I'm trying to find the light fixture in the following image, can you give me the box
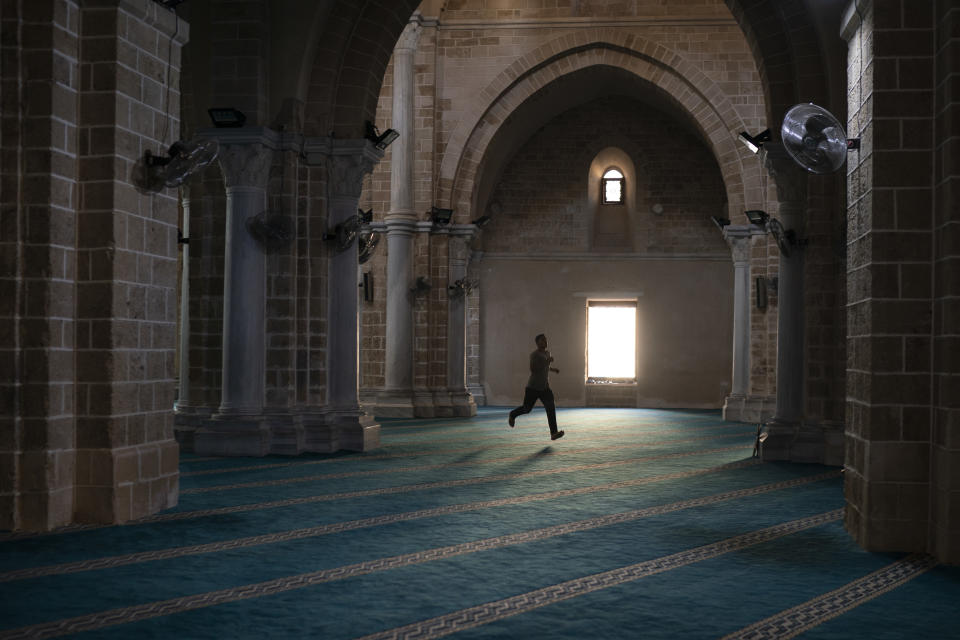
[430,207,453,225]
[711,216,730,230]
[358,208,373,224]
[471,215,491,228]
[207,107,246,128]
[738,129,770,154]
[745,210,769,226]
[366,121,399,150]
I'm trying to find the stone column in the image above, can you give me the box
[172,182,206,448]
[758,144,842,463]
[196,139,273,456]
[176,186,193,411]
[447,229,478,416]
[721,225,760,421]
[377,17,422,417]
[320,141,382,450]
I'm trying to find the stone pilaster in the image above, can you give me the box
[447,230,478,416]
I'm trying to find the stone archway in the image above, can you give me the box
[436,32,768,224]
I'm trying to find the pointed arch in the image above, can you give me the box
[435,31,768,225]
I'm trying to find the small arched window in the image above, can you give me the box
[601,168,624,204]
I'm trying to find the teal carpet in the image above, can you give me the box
[1,408,958,639]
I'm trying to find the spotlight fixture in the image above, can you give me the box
[207,107,246,128]
[430,206,453,225]
[711,216,730,230]
[365,121,399,150]
[745,210,769,226]
[471,215,491,228]
[358,208,373,224]
[738,129,771,154]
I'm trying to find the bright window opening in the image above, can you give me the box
[587,301,636,383]
[602,168,624,204]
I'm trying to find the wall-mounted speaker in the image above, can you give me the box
[755,276,767,310]
[361,272,373,302]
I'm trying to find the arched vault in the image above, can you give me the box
[435,32,769,223]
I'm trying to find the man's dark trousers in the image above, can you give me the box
[509,387,558,434]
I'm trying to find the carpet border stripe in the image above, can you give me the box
[0,509,842,640]
[719,552,939,639]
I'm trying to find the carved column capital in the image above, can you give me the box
[327,140,381,200]
[217,143,273,190]
[761,143,807,204]
[396,16,423,51]
[722,224,764,264]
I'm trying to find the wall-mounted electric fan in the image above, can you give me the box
[143,138,219,189]
[248,211,294,251]
[448,278,477,299]
[781,103,857,174]
[324,215,360,253]
[767,218,795,258]
[358,229,380,264]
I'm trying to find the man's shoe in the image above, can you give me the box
[508,415,515,427]
[551,430,565,440]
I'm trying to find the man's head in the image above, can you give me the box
[535,334,547,350]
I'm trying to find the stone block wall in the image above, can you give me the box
[932,1,960,564]
[485,97,728,256]
[74,0,183,524]
[843,0,946,556]
[1,0,81,531]
[1,0,184,530]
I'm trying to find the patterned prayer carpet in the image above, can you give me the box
[1,408,958,639]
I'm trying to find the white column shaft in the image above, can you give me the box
[327,196,362,410]
[176,192,192,408]
[732,258,751,396]
[219,186,266,414]
[390,46,416,216]
[385,223,415,390]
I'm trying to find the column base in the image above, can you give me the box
[414,389,437,417]
[723,394,776,423]
[449,389,477,417]
[173,405,213,453]
[369,389,417,418]
[309,410,380,452]
[467,384,487,407]
[195,413,272,457]
[193,409,381,457]
[759,418,844,466]
[367,388,475,419]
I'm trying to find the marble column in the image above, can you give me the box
[196,140,273,456]
[175,186,193,413]
[319,141,381,451]
[447,229,478,416]
[377,17,422,417]
[172,182,207,449]
[721,225,761,422]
